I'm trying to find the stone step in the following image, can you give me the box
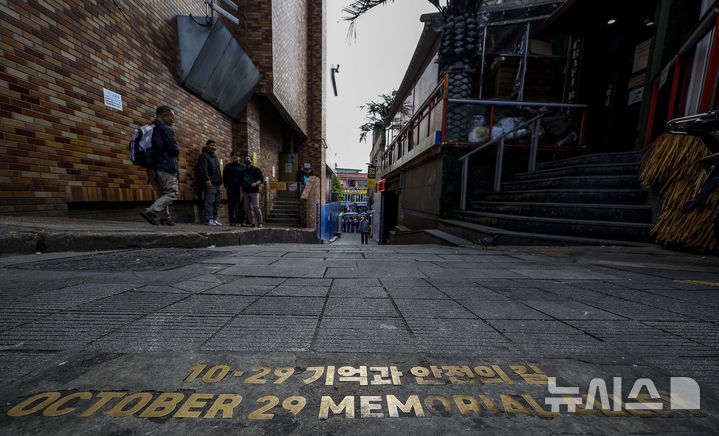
[535,151,641,171]
[438,219,653,247]
[477,189,648,205]
[513,163,639,181]
[453,210,653,242]
[501,175,641,191]
[470,201,652,223]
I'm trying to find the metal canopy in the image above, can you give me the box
[177,16,261,120]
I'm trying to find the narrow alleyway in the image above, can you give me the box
[0,243,718,433]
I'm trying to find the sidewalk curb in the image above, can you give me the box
[1,228,319,256]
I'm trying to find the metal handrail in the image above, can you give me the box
[458,112,548,162]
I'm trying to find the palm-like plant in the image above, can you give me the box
[345,0,482,138]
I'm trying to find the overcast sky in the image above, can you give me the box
[326,0,438,171]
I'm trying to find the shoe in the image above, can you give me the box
[140,210,160,225]
[160,218,176,226]
[207,220,216,226]
[213,219,222,226]
[258,224,263,228]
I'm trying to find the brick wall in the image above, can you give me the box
[1,0,324,219]
[0,0,234,216]
[272,0,308,133]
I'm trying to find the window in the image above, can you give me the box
[358,180,367,188]
[347,179,356,188]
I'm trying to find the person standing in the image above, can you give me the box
[242,155,264,228]
[197,140,223,226]
[223,151,246,226]
[140,105,179,226]
[360,216,370,244]
[296,165,306,197]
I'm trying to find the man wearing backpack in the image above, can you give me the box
[197,139,223,226]
[140,106,179,226]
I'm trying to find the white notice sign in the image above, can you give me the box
[103,88,123,111]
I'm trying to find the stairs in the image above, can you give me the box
[267,190,300,227]
[441,151,655,246]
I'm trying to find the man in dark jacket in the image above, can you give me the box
[242,155,264,227]
[140,105,179,226]
[223,151,246,226]
[197,140,223,225]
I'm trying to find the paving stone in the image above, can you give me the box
[393,299,477,319]
[90,313,231,352]
[643,321,719,348]
[244,297,325,316]
[160,294,257,315]
[133,285,190,294]
[314,318,415,353]
[460,301,551,320]
[0,311,138,350]
[386,287,448,299]
[328,287,387,298]
[282,278,333,286]
[202,315,316,351]
[324,298,399,318]
[489,287,559,301]
[0,352,58,385]
[406,318,515,355]
[171,280,220,293]
[74,291,184,315]
[2,283,136,310]
[435,286,509,300]
[331,278,381,289]
[566,320,716,358]
[270,285,330,297]
[590,297,701,321]
[524,301,625,320]
[0,308,56,332]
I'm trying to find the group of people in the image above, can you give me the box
[138,105,264,228]
[342,214,371,244]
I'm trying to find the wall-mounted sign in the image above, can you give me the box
[103,88,123,111]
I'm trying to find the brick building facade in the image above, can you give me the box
[0,0,325,221]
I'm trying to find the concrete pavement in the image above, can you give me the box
[1,231,719,434]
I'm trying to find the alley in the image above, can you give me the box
[1,243,718,434]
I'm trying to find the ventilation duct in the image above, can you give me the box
[177,16,261,120]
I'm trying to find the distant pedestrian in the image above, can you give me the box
[140,105,179,226]
[242,155,264,228]
[223,151,246,226]
[197,140,223,226]
[296,165,307,197]
[360,216,369,244]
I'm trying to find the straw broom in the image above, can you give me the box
[640,133,718,252]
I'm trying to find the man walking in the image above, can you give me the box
[223,151,246,226]
[140,106,179,226]
[242,155,264,228]
[197,140,223,226]
[360,215,370,244]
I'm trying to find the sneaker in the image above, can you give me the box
[140,210,160,225]
[207,220,216,226]
[258,224,263,228]
[160,218,176,226]
[213,219,222,226]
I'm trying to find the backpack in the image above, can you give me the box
[129,123,156,168]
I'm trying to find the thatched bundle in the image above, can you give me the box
[640,133,718,252]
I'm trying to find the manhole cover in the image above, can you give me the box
[11,249,227,272]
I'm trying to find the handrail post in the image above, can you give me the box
[460,158,468,210]
[494,137,505,192]
[528,119,540,173]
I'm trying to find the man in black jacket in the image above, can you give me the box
[140,105,179,226]
[197,140,223,226]
[223,151,246,226]
[242,155,264,228]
